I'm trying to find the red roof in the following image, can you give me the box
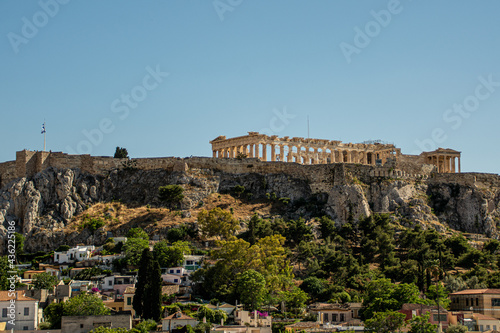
[164,312,196,320]
[0,291,37,302]
[450,289,500,295]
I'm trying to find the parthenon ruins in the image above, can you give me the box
[210,132,461,173]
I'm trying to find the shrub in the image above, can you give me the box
[83,218,105,232]
[159,185,185,204]
[279,197,290,205]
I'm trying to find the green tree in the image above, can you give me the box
[0,256,12,290]
[235,269,267,310]
[319,216,336,240]
[279,287,309,315]
[408,313,437,333]
[192,235,292,303]
[446,324,468,333]
[195,305,227,324]
[133,249,162,321]
[123,237,150,266]
[44,302,64,328]
[114,147,129,158]
[300,276,327,301]
[32,272,58,290]
[127,228,149,240]
[364,310,406,333]
[197,208,240,240]
[158,185,185,206]
[131,319,158,333]
[361,279,420,320]
[14,232,25,261]
[64,293,111,316]
[153,240,191,268]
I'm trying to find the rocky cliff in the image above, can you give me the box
[0,161,499,253]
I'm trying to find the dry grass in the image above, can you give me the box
[65,193,275,235]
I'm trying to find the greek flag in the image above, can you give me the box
[41,123,46,134]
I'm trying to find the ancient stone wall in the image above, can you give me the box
[0,161,16,188]
[0,150,478,192]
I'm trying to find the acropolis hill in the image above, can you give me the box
[0,132,499,252]
[0,132,462,188]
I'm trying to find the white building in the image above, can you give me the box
[54,245,95,264]
[0,291,40,330]
[183,255,203,272]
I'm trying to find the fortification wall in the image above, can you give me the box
[1,151,491,192]
[430,172,500,187]
[0,161,17,188]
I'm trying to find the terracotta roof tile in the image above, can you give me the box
[0,291,37,302]
[450,289,500,295]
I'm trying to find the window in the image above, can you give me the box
[433,314,447,322]
[476,298,479,306]
[2,308,7,317]
[174,279,178,283]
[323,313,329,322]
[23,326,28,331]
[108,280,112,286]
[480,325,484,332]
[24,307,29,316]
[486,325,490,330]
[493,325,496,330]
[340,314,345,322]
[176,270,181,274]
[332,314,337,322]
[492,299,500,306]
[466,298,469,306]
[80,324,84,328]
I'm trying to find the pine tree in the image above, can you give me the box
[133,249,162,321]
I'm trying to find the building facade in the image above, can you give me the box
[450,289,500,319]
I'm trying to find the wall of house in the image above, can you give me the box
[61,314,131,333]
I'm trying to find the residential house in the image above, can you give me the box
[123,287,136,318]
[183,255,203,272]
[23,270,45,280]
[207,303,236,316]
[54,245,95,264]
[161,273,185,285]
[399,303,448,331]
[39,264,61,278]
[163,267,187,276]
[103,300,126,313]
[61,314,131,333]
[234,310,272,329]
[69,280,93,296]
[450,289,500,319]
[162,312,198,332]
[449,311,500,332]
[0,291,40,330]
[100,275,136,300]
[307,303,360,324]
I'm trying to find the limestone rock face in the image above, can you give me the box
[0,164,499,254]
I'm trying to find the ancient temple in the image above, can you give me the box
[210,132,461,173]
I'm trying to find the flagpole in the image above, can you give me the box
[42,121,46,151]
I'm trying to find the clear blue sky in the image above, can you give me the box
[1,1,499,173]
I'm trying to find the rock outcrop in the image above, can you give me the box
[0,163,499,253]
